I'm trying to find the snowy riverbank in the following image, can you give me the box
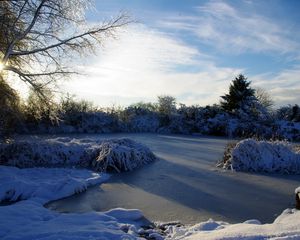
[1,135,300,239]
[0,166,158,239]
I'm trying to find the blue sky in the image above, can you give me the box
[64,0,300,107]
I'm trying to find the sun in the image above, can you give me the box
[0,62,4,71]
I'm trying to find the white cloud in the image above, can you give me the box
[62,25,241,107]
[159,0,299,55]
[62,18,299,108]
[252,67,300,106]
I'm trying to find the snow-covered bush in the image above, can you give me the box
[275,120,300,141]
[276,104,300,122]
[158,113,192,134]
[118,105,160,132]
[91,138,156,172]
[219,138,300,173]
[60,111,119,134]
[0,138,156,172]
[57,97,119,133]
[194,105,224,135]
[129,114,160,132]
[206,113,231,136]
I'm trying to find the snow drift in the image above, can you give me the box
[0,137,157,172]
[220,139,300,173]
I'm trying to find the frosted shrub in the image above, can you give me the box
[220,139,300,174]
[128,114,160,132]
[91,139,156,172]
[0,138,156,172]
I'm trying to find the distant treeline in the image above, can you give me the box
[1,75,300,140]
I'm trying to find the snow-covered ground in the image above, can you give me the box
[222,139,300,173]
[1,134,300,239]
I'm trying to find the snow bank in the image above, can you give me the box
[0,166,109,204]
[0,137,156,172]
[0,166,158,240]
[0,202,144,240]
[220,139,300,173]
[164,209,300,239]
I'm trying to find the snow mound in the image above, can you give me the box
[0,137,156,172]
[221,139,300,173]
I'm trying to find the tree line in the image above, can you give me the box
[1,74,299,141]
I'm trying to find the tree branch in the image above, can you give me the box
[3,0,47,63]
[10,16,129,57]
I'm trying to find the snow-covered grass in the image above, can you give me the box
[219,139,300,173]
[0,137,156,172]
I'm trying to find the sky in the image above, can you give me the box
[63,0,300,108]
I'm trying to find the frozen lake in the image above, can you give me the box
[46,133,300,224]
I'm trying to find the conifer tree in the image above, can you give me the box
[220,74,255,112]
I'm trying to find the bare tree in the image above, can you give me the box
[0,0,130,99]
[255,87,274,110]
[157,95,176,115]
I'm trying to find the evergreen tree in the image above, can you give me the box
[220,74,255,113]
